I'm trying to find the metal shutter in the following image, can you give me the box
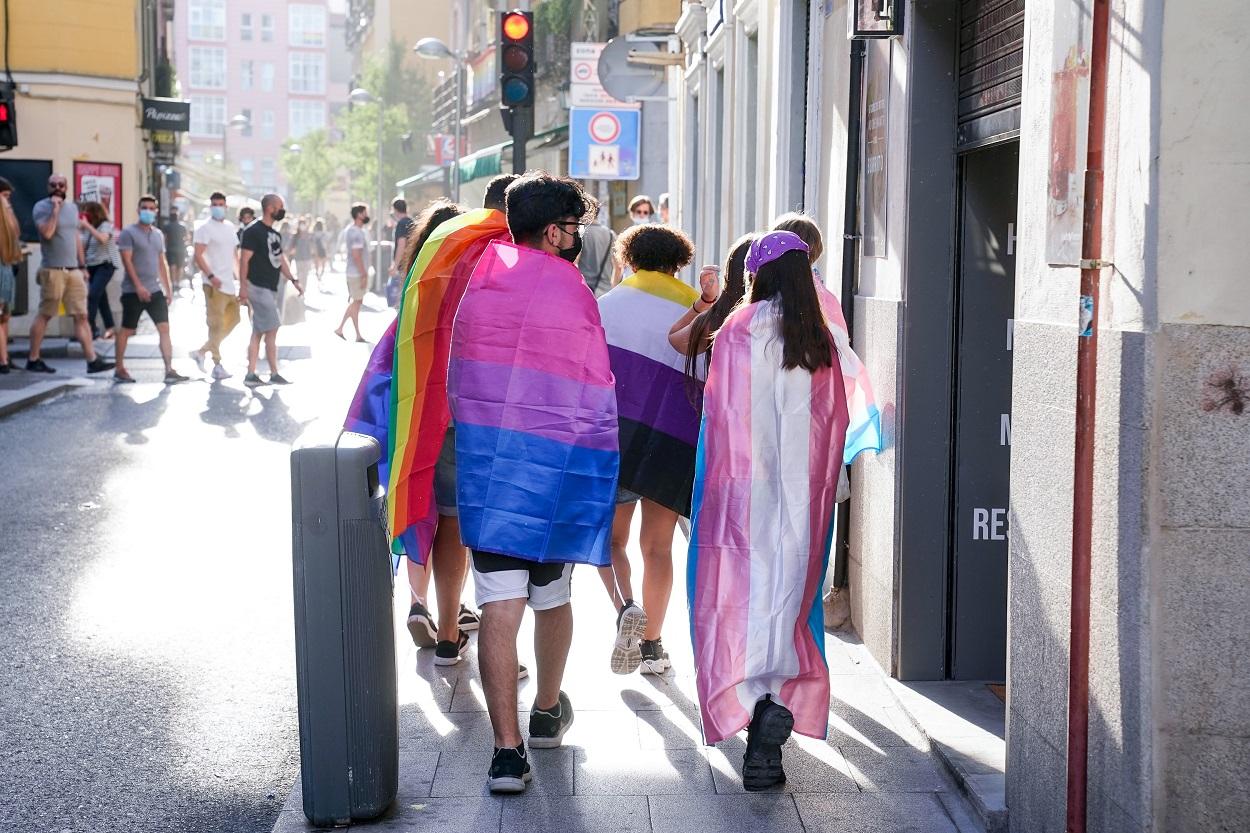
[957,0,1025,149]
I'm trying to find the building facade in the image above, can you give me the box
[0,0,171,336]
[173,0,348,201]
[672,1,1249,831]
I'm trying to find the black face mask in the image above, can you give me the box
[558,230,582,263]
[273,208,286,222]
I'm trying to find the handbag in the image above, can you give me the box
[279,280,306,325]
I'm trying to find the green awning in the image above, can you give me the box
[396,124,569,189]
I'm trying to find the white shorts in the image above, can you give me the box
[470,550,574,610]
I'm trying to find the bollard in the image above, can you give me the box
[290,425,398,826]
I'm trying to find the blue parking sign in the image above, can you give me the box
[569,107,641,181]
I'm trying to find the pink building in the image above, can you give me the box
[173,0,349,200]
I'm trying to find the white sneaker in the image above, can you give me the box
[189,350,207,372]
[211,363,231,380]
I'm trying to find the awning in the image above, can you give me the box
[396,124,569,189]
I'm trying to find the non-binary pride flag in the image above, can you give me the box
[448,241,619,566]
[688,299,850,745]
[386,208,509,563]
[597,270,702,517]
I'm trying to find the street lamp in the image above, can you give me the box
[223,113,251,192]
[350,87,385,287]
[414,37,466,203]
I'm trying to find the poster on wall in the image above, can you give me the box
[73,161,123,227]
[861,39,890,258]
[1044,5,1091,265]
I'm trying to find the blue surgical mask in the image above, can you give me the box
[210,205,226,221]
[139,209,157,225]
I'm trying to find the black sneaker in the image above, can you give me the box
[742,696,793,791]
[406,601,438,649]
[86,357,115,374]
[0,362,10,374]
[268,373,292,385]
[243,372,265,387]
[610,601,647,675]
[458,604,481,632]
[487,744,531,794]
[164,369,189,384]
[528,691,573,749]
[640,639,672,675]
[25,358,55,374]
[434,631,469,666]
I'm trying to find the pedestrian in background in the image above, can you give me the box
[80,201,119,341]
[236,207,256,242]
[26,173,114,375]
[668,234,753,366]
[658,192,670,224]
[163,207,189,294]
[239,193,302,387]
[335,203,370,342]
[190,192,240,380]
[578,220,617,297]
[288,217,315,294]
[387,199,414,308]
[115,195,187,385]
[628,195,655,225]
[312,217,328,286]
[596,223,701,677]
[0,177,21,373]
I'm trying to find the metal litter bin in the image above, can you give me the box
[290,425,398,826]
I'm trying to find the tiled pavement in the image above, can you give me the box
[273,520,986,833]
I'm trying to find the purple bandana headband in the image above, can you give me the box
[745,231,810,273]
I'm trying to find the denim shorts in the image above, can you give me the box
[434,427,458,516]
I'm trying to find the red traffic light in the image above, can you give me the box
[0,103,8,121]
[502,12,530,41]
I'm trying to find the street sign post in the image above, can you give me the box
[569,107,640,181]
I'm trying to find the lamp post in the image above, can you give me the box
[223,113,251,191]
[414,36,466,203]
[350,87,385,287]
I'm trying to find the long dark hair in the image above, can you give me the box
[684,234,753,382]
[747,249,834,371]
[400,199,464,279]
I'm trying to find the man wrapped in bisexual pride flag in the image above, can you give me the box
[688,232,849,792]
[448,238,619,566]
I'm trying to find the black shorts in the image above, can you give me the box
[120,292,169,330]
[470,549,574,610]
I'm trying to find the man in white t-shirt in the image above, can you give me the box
[190,192,241,379]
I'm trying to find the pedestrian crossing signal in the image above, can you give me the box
[498,10,535,109]
[0,84,16,151]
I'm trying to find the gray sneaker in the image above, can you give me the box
[610,602,648,675]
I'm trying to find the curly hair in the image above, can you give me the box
[614,224,695,275]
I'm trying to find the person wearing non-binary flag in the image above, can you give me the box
[595,223,701,677]
[447,172,617,794]
[688,230,850,792]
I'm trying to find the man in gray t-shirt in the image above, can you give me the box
[115,194,185,384]
[24,172,113,375]
[336,203,371,341]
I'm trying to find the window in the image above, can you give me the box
[189,47,226,89]
[240,60,254,91]
[189,95,226,137]
[239,158,254,186]
[262,110,275,139]
[288,53,325,94]
[261,14,274,42]
[260,63,275,92]
[241,13,253,41]
[260,158,277,191]
[289,100,326,138]
[240,107,253,137]
[188,0,225,40]
[288,4,326,47]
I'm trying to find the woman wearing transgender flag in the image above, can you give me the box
[688,230,850,791]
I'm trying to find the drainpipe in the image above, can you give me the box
[832,39,866,588]
[1066,0,1112,831]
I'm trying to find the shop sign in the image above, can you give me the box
[141,97,191,132]
[73,161,123,225]
[149,130,178,165]
[861,40,890,258]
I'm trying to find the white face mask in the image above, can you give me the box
[631,214,651,226]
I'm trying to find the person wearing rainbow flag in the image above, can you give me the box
[447,173,617,794]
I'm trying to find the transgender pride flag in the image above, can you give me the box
[448,241,619,566]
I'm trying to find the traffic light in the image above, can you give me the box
[498,10,535,109]
[0,83,17,151]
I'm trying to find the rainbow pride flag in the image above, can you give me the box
[386,209,509,562]
[598,270,702,516]
[344,317,399,484]
[688,299,850,745]
[816,282,883,463]
[448,241,619,566]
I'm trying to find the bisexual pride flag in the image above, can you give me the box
[448,242,619,566]
[598,271,703,517]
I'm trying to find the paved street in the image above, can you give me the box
[0,271,389,833]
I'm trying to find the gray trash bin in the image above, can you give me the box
[290,425,398,826]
